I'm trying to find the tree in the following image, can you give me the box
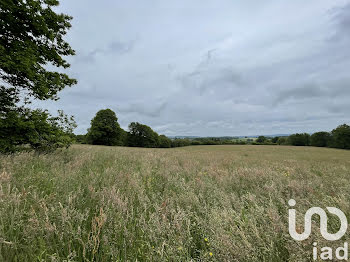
[271,137,279,143]
[287,133,310,146]
[331,124,350,149]
[0,0,77,153]
[0,108,76,153]
[277,137,287,145]
[75,134,87,144]
[310,131,331,147]
[118,128,128,146]
[86,109,122,146]
[256,136,267,143]
[127,122,159,148]
[171,138,191,147]
[158,135,172,148]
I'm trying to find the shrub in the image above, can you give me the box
[287,133,310,146]
[310,132,331,147]
[331,124,350,149]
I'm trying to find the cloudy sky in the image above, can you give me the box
[36,0,350,136]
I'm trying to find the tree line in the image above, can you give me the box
[181,125,350,150]
[274,124,350,149]
[74,108,350,150]
[75,109,190,148]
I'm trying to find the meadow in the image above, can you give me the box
[1,145,350,261]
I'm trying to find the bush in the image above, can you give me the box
[159,135,172,148]
[271,137,279,143]
[171,139,191,147]
[256,136,267,143]
[310,132,331,147]
[277,137,287,145]
[287,133,310,146]
[0,109,76,154]
[331,124,350,149]
[75,135,87,144]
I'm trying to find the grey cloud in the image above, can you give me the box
[274,77,350,105]
[182,68,243,95]
[75,40,134,64]
[179,51,244,96]
[327,102,350,114]
[331,2,350,40]
[274,85,323,104]
[117,101,168,118]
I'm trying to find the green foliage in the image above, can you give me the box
[191,140,202,146]
[256,136,267,143]
[287,133,310,146]
[277,137,287,145]
[127,122,159,148]
[0,0,77,100]
[0,0,77,153]
[86,109,122,146]
[158,135,172,148]
[310,131,331,147]
[74,134,87,144]
[271,137,279,143]
[0,109,76,153]
[331,124,350,149]
[118,128,129,146]
[171,138,191,147]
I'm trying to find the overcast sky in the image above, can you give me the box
[36,0,350,136]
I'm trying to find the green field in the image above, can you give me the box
[1,145,350,261]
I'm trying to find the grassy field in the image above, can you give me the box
[1,145,350,261]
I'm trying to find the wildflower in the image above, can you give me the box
[209,252,213,257]
[204,237,208,242]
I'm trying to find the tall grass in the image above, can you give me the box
[1,145,350,261]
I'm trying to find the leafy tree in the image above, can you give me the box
[118,128,128,146]
[127,122,159,148]
[158,135,172,148]
[277,137,287,145]
[74,134,87,144]
[256,136,267,143]
[0,109,76,153]
[0,0,77,153]
[310,131,331,147]
[271,137,279,143]
[171,139,191,147]
[191,140,202,146]
[331,124,350,149]
[287,133,310,146]
[86,109,122,146]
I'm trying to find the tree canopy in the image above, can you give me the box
[86,109,122,146]
[331,124,350,149]
[256,136,267,143]
[0,0,76,101]
[128,122,159,148]
[0,0,77,153]
[310,131,331,147]
[287,133,310,146]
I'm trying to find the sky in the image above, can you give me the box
[35,0,350,136]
